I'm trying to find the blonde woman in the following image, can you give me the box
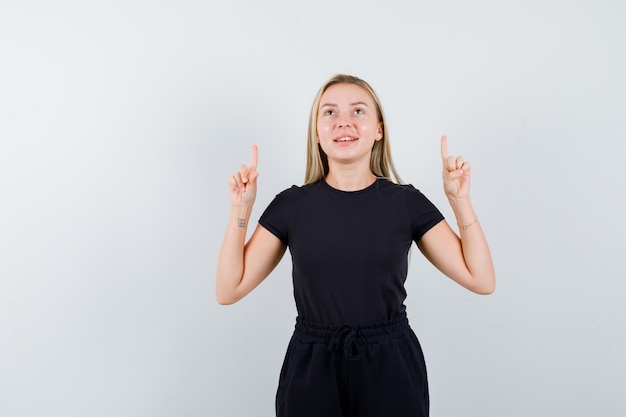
[217,74,495,417]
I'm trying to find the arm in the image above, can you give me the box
[216,146,287,305]
[417,136,495,295]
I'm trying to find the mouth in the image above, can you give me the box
[334,136,358,143]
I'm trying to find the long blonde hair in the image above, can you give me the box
[304,74,403,185]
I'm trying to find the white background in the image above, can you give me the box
[1,0,625,416]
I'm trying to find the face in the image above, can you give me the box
[316,83,383,166]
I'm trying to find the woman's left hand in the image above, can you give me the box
[441,135,471,201]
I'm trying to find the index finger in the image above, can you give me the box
[249,145,258,172]
[440,135,449,162]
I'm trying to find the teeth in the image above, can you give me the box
[336,137,356,142]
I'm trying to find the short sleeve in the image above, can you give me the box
[258,186,295,245]
[406,184,445,243]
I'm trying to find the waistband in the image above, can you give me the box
[293,313,411,360]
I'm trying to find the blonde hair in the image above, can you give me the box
[304,74,403,185]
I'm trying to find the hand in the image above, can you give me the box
[227,145,259,208]
[441,135,470,201]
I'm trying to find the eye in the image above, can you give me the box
[323,109,335,116]
[354,108,365,115]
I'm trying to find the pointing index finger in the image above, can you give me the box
[249,145,258,172]
[440,135,449,162]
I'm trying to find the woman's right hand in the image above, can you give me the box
[227,145,259,208]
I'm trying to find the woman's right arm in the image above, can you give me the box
[216,146,287,305]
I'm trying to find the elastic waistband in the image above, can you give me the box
[293,313,410,359]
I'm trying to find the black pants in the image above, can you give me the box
[276,313,429,417]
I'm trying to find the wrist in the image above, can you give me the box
[230,205,254,227]
[447,197,477,226]
[232,201,254,214]
[447,195,472,210]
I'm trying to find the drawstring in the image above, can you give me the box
[328,325,360,360]
[295,313,409,361]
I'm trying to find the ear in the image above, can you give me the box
[376,123,383,140]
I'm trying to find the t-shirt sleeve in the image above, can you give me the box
[406,184,445,243]
[258,186,294,245]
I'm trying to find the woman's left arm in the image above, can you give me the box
[417,136,495,294]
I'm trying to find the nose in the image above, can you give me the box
[337,114,352,128]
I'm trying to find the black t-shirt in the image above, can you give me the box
[259,178,444,325]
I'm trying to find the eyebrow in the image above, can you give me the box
[320,101,370,108]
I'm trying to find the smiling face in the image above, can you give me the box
[316,83,383,168]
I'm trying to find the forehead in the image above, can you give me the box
[319,83,374,107]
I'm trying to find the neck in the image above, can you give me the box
[325,169,377,192]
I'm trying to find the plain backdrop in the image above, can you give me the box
[1,0,625,416]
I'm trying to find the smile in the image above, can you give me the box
[334,137,357,142]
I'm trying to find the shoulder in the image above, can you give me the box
[265,182,325,209]
[273,181,323,199]
[392,180,431,201]
[377,179,441,213]
[375,178,425,199]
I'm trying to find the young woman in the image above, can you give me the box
[216,74,495,417]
